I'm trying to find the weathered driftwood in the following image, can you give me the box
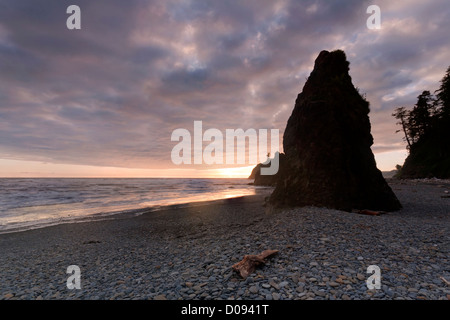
[232,250,279,279]
[353,209,386,216]
[440,276,450,286]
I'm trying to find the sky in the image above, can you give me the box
[0,0,449,178]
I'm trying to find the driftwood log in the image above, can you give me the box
[232,250,279,279]
[353,209,387,216]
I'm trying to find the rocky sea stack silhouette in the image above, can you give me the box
[249,152,285,186]
[268,50,402,212]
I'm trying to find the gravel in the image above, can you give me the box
[0,178,448,300]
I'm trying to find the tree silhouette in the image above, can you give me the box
[407,90,435,144]
[393,65,450,178]
[392,106,412,150]
[435,66,450,120]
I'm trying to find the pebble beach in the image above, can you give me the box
[0,179,449,300]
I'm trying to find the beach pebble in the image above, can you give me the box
[356,274,365,281]
[3,293,14,299]
[249,286,259,294]
[328,282,340,287]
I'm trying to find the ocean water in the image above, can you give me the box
[0,178,269,234]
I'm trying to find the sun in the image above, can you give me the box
[214,166,255,178]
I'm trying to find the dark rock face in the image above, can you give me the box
[269,50,401,212]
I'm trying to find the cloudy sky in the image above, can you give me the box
[0,0,449,177]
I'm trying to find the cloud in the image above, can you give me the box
[0,0,449,172]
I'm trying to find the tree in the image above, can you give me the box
[435,66,450,120]
[393,65,450,178]
[392,106,412,151]
[407,91,434,143]
[393,91,437,151]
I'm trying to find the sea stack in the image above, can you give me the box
[249,152,285,186]
[269,50,401,212]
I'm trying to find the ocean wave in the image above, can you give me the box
[0,178,261,234]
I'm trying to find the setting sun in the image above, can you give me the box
[214,166,255,178]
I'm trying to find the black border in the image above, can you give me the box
[1,300,445,319]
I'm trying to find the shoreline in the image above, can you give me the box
[0,179,448,300]
[0,185,273,236]
[0,192,270,237]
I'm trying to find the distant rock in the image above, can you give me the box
[382,170,398,179]
[268,50,401,212]
[249,153,285,186]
